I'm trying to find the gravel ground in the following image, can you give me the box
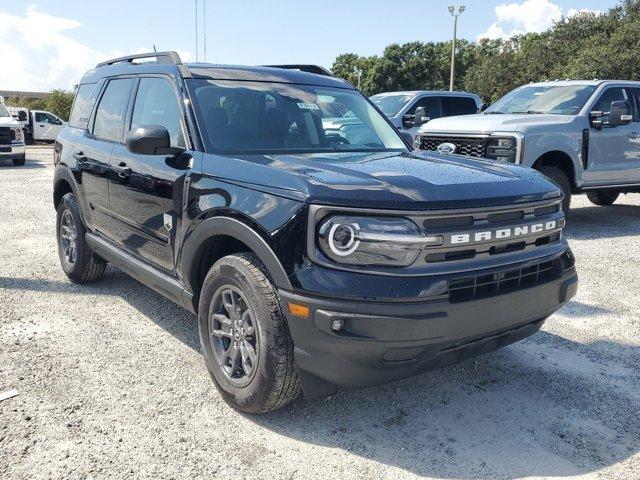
[1,148,639,480]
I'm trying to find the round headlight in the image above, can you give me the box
[328,222,360,256]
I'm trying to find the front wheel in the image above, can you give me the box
[587,190,619,206]
[198,253,301,413]
[56,193,106,283]
[538,166,572,213]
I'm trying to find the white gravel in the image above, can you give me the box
[1,148,639,480]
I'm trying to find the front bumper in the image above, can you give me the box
[0,143,26,159]
[281,262,577,399]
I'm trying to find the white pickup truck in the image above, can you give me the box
[6,106,66,144]
[0,97,26,166]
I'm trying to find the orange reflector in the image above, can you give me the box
[288,302,310,318]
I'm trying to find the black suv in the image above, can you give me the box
[53,52,578,413]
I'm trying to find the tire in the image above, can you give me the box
[587,190,619,206]
[56,193,106,283]
[538,166,572,213]
[12,155,25,166]
[198,253,301,413]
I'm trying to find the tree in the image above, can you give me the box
[44,89,74,121]
[332,0,640,103]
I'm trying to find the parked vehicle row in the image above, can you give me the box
[0,96,26,166]
[6,106,66,144]
[370,90,483,140]
[53,52,577,413]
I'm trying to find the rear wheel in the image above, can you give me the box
[12,155,25,166]
[538,166,572,213]
[198,253,301,413]
[56,193,106,283]
[587,190,619,206]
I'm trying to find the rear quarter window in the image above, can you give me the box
[69,83,99,129]
[443,97,478,116]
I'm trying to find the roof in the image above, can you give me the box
[371,90,480,98]
[527,80,640,87]
[80,51,352,90]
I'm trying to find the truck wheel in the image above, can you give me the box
[198,253,301,413]
[587,190,619,206]
[539,166,571,213]
[56,193,106,283]
[13,155,25,166]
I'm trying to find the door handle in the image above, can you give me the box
[72,151,86,161]
[112,162,132,178]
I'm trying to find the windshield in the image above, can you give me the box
[188,80,406,153]
[0,103,9,118]
[485,85,597,115]
[370,93,415,117]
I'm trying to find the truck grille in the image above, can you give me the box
[418,135,487,157]
[0,127,12,144]
[448,259,561,303]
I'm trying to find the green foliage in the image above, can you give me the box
[3,89,74,120]
[44,89,74,121]
[331,0,640,103]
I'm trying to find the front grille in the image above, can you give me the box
[0,127,11,144]
[448,259,561,303]
[419,135,486,157]
[412,200,564,265]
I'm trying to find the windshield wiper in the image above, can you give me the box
[511,110,547,114]
[484,111,504,114]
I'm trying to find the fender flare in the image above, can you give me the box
[52,165,79,210]
[180,216,293,295]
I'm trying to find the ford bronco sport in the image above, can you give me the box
[53,52,578,413]
[415,80,640,212]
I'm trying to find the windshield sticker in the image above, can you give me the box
[297,102,320,110]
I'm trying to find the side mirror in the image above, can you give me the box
[480,102,489,112]
[126,125,185,156]
[402,114,414,129]
[18,111,28,122]
[608,100,632,127]
[413,106,431,127]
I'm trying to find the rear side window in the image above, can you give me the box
[69,83,99,129]
[93,78,134,142]
[443,97,478,116]
[130,77,185,148]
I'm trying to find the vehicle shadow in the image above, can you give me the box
[566,202,640,240]
[4,272,638,478]
[0,159,46,170]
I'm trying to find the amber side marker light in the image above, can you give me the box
[288,302,310,318]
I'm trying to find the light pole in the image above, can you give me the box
[448,5,465,91]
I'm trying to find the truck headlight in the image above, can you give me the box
[317,215,442,267]
[485,132,524,163]
[10,127,23,143]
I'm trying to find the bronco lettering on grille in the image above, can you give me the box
[450,220,558,245]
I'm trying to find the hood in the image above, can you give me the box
[419,113,573,135]
[205,150,561,210]
[0,115,19,127]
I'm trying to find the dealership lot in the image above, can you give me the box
[1,148,639,479]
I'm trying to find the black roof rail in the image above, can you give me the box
[263,64,334,77]
[96,51,183,69]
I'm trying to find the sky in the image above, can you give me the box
[0,0,619,92]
